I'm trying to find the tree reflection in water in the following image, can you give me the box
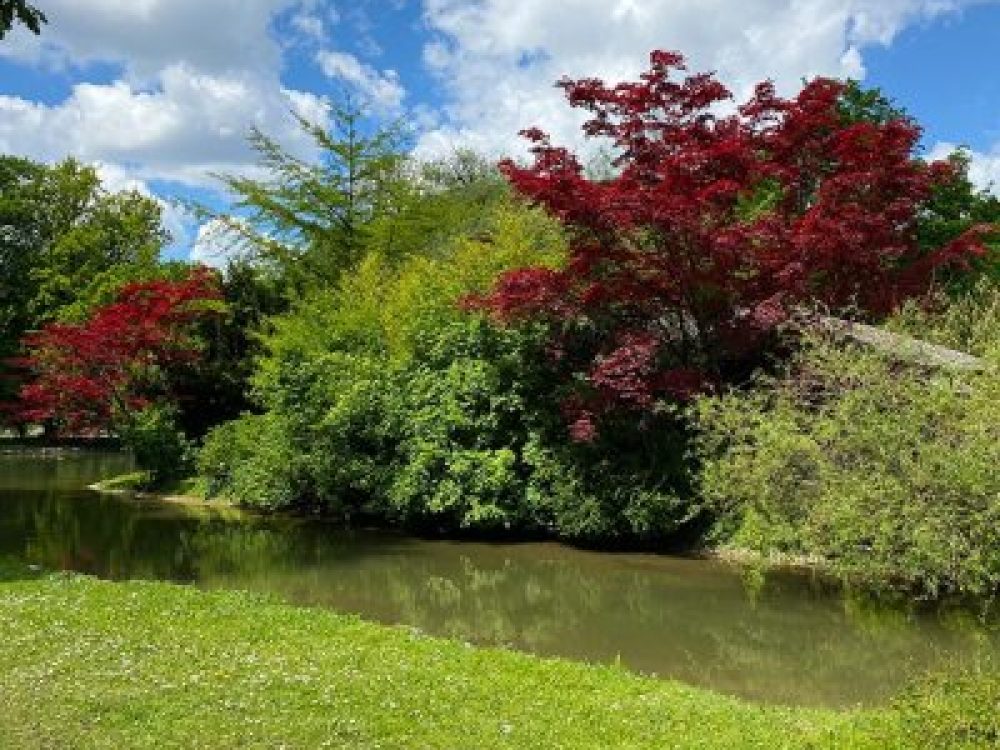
[2,450,998,707]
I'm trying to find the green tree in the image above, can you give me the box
[0,0,45,39]
[209,102,412,289]
[836,79,909,126]
[365,148,511,265]
[837,81,999,282]
[918,150,1000,284]
[207,103,513,293]
[0,156,167,417]
[169,262,289,438]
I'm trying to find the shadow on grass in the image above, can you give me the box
[0,557,46,583]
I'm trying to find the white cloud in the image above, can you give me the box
[968,151,1000,195]
[839,46,867,79]
[422,40,451,71]
[190,218,254,269]
[0,0,340,192]
[0,66,328,188]
[94,162,151,195]
[316,50,406,111]
[0,0,300,81]
[291,11,328,41]
[415,0,990,159]
[928,142,1000,196]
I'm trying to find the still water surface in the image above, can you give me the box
[2,450,997,708]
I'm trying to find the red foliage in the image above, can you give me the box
[471,51,989,435]
[13,268,222,434]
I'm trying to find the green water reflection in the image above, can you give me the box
[1,450,997,707]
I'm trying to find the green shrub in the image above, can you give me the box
[888,277,1000,360]
[198,412,311,511]
[373,319,695,540]
[379,321,538,531]
[695,329,1000,595]
[120,404,191,488]
[199,199,700,542]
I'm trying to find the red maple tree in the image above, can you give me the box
[12,268,222,435]
[471,51,990,438]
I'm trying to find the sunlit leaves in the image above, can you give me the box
[473,50,991,436]
[14,269,222,434]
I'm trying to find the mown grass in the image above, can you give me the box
[0,569,992,749]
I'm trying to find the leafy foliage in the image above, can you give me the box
[118,403,193,487]
[0,156,167,416]
[471,51,991,437]
[888,277,1000,359]
[170,263,289,438]
[13,268,223,437]
[206,104,514,293]
[695,287,1000,595]
[201,202,561,512]
[198,412,305,509]
[200,199,696,542]
[210,104,411,287]
[914,150,1000,285]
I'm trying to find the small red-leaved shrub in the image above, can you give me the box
[14,268,221,434]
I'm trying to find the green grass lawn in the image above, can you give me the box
[0,569,992,749]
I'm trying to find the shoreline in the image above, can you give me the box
[87,471,840,580]
[84,472,987,602]
[87,481,223,508]
[0,571,890,748]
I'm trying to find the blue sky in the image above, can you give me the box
[0,0,997,263]
[864,3,999,153]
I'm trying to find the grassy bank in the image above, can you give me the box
[89,471,208,502]
[1,569,996,748]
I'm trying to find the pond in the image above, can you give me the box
[1,449,997,708]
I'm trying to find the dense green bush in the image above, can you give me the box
[377,320,695,540]
[201,316,696,541]
[695,290,1000,595]
[200,202,559,517]
[199,202,697,542]
[121,404,192,488]
[198,413,306,510]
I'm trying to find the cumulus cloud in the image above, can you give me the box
[316,50,406,112]
[415,0,985,159]
[0,67,329,188]
[0,0,299,80]
[190,218,255,269]
[0,0,339,192]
